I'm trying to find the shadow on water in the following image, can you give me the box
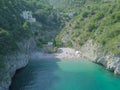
[9,58,61,90]
[9,58,120,90]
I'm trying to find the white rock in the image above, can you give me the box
[114,64,120,75]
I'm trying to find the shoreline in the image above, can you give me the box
[28,47,120,75]
[30,48,86,60]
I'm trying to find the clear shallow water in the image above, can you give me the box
[10,59,120,90]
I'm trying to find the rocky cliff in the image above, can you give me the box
[79,40,120,75]
[0,38,36,90]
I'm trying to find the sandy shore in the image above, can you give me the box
[30,48,85,60]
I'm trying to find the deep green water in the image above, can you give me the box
[10,59,120,90]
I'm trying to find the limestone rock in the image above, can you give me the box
[0,38,36,90]
[114,64,120,75]
[80,39,120,75]
[0,54,29,90]
[96,57,107,66]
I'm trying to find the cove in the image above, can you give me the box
[10,59,120,90]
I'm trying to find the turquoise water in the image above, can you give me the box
[10,59,120,90]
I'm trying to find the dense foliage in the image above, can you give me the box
[55,0,120,55]
[0,0,31,55]
[0,0,61,69]
[0,0,62,54]
[24,0,62,47]
[0,0,120,70]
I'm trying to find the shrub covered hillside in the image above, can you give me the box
[0,0,61,69]
[0,0,31,55]
[55,0,120,55]
[0,0,32,69]
[24,0,62,47]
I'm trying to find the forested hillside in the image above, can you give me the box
[0,0,30,55]
[0,0,61,69]
[0,0,120,69]
[24,0,62,47]
[55,0,120,55]
[0,0,31,69]
[0,0,120,89]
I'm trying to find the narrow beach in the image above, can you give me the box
[30,48,85,60]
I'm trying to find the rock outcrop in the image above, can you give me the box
[0,54,29,90]
[79,40,120,75]
[0,38,37,90]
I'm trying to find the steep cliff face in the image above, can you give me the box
[0,38,36,90]
[80,40,120,75]
[0,54,29,90]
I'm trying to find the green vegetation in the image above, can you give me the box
[0,0,120,69]
[0,0,31,56]
[0,0,32,69]
[55,0,120,55]
[24,0,63,47]
[0,0,61,69]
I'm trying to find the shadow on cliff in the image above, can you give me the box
[9,58,61,90]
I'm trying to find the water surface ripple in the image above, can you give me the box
[10,59,120,90]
